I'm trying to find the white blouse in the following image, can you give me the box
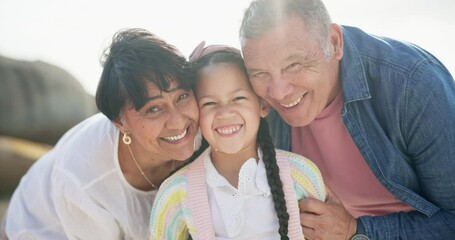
[205,149,281,240]
[5,113,156,239]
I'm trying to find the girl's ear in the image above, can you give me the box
[259,99,270,118]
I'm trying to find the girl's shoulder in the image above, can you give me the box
[275,149,326,201]
[275,149,319,170]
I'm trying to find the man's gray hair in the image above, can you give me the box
[239,0,332,57]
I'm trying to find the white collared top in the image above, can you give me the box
[205,149,280,240]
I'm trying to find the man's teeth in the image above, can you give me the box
[163,129,187,142]
[280,96,303,108]
[216,125,241,135]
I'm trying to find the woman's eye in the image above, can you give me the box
[146,106,160,113]
[178,93,189,102]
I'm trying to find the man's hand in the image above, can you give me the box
[299,186,357,240]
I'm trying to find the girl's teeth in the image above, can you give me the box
[216,125,241,135]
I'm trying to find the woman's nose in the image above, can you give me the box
[166,106,186,129]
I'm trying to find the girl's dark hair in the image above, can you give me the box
[96,28,191,121]
[191,50,289,239]
[189,50,247,88]
[258,117,290,239]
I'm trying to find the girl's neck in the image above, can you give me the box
[210,145,259,188]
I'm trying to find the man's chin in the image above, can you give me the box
[282,114,313,127]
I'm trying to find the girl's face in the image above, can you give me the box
[120,80,199,162]
[195,62,269,157]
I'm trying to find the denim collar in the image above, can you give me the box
[339,26,371,109]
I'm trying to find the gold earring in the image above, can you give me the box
[122,131,131,145]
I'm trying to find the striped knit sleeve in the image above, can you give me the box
[149,168,193,240]
[280,150,327,202]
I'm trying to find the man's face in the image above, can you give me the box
[241,15,342,127]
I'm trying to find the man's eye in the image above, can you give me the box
[286,63,302,72]
[251,72,265,79]
[250,72,270,82]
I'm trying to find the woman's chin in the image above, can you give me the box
[173,146,196,161]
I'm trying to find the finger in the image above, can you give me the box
[302,226,316,240]
[299,198,309,212]
[299,197,327,214]
[300,212,321,229]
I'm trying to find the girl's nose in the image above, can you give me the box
[215,104,235,119]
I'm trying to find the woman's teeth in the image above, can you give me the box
[162,129,187,142]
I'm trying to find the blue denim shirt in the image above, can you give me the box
[267,26,455,239]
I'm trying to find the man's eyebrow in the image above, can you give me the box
[246,54,309,74]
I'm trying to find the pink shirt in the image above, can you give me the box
[291,91,413,217]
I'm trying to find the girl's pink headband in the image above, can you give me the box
[188,41,241,63]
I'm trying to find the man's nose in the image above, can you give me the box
[268,76,293,100]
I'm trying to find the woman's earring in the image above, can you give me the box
[122,131,132,145]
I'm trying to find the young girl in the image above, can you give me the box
[149,42,326,240]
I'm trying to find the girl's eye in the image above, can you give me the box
[201,101,216,107]
[233,96,246,101]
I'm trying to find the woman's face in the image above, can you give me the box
[120,80,199,162]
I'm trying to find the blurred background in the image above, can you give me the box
[1,0,454,218]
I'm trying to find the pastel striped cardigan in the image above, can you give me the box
[149,148,326,240]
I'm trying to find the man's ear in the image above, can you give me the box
[260,99,270,118]
[330,23,343,60]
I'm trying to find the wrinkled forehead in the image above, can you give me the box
[241,16,320,69]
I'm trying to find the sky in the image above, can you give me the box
[0,0,454,96]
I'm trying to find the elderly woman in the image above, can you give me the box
[3,28,201,239]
